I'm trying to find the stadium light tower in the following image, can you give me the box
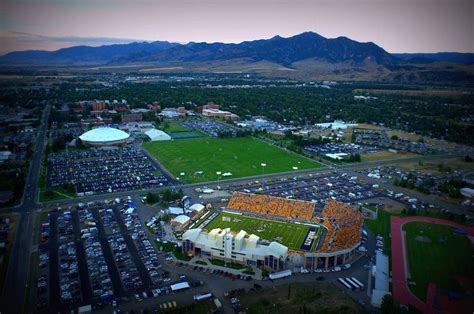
[260,163,266,189]
[292,166,298,197]
[216,171,222,189]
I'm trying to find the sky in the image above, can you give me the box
[1,0,473,54]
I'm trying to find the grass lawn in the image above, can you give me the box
[204,211,315,250]
[404,222,473,301]
[239,282,366,314]
[364,207,394,255]
[39,188,76,202]
[209,258,247,269]
[361,150,418,162]
[143,137,323,183]
[155,241,191,261]
[158,122,190,133]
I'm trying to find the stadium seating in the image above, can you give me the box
[226,193,362,253]
[227,192,315,220]
[318,199,363,252]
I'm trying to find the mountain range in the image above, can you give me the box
[0,32,472,83]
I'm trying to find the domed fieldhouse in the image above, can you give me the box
[79,127,131,146]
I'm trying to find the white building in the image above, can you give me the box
[370,251,391,307]
[316,120,358,130]
[79,127,131,146]
[182,227,288,271]
[325,153,349,160]
[144,128,171,141]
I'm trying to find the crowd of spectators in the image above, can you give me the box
[318,200,363,253]
[47,148,168,194]
[227,192,315,220]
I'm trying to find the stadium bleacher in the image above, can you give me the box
[318,199,363,252]
[226,192,363,254]
[227,192,315,220]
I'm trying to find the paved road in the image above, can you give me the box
[0,107,465,313]
[0,106,50,313]
[37,152,459,210]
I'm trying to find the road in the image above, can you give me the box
[0,105,50,313]
[0,104,466,313]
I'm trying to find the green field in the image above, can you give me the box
[204,211,317,250]
[143,137,323,183]
[160,122,189,132]
[404,222,473,301]
[364,207,394,255]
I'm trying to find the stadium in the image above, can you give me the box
[182,192,363,271]
[79,127,132,146]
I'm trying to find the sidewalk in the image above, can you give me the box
[175,256,262,280]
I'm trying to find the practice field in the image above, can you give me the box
[403,222,473,301]
[143,137,323,183]
[204,211,318,250]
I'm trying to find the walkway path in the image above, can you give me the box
[391,216,474,314]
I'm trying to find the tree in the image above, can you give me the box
[146,192,157,204]
[381,294,401,314]
[162,189,173,202]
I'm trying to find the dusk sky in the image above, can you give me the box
[1,0,473,54]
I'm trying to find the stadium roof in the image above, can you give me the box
[79,127,130,143]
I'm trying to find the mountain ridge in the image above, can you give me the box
[0,32,397,66]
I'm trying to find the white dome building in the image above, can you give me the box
[79,127,131,146]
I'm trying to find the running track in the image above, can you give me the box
[391,216,474,313]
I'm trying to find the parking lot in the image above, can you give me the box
[305,143,380,156]
[179,120,237,137]
[47,148,169,195]
[227,173,380,207]
[34,200,214,312]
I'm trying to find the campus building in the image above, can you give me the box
[182,228,288,271]
[79,127,131,146]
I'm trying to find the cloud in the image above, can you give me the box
[0,31,146,55]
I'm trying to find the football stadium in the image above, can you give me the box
[182,192,363,271]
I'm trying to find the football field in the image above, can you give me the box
[404,222,473,301]
[143,137,323,183]
[204,211,319,250]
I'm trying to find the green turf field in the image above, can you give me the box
[404,222,473,301]
[364,208,394,255]
[160,122,189,132]
[143,137,323,183]
[204,211,317,250]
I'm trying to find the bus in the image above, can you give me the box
[345,277,361,291]
[351,277,365,290]
[337,278,352,290]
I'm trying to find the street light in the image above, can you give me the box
[261,163,266,190]
[216,171,222,189]
[292,166,298,197]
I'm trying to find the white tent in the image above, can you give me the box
[170,281,190,291]
[172,215,190,225]
[168,207,184,215]
[144,128,171,141]
[189,203,205,212]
